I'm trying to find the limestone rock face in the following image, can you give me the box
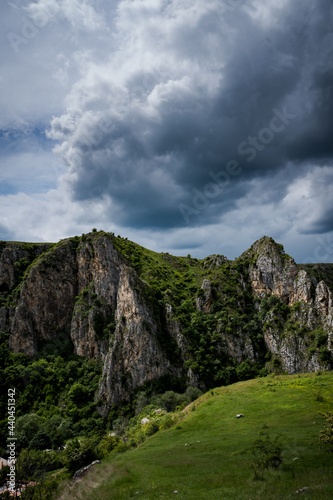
[8,242,78,356]
[70,237,184,410]
[221,332,256,364]
[196,279,213,313]
[70,305,108,360]
[290,270,313,306]
[97,267,183,413]
[0,243,50,336]
[1,233,332,409]
[202,254,228,269]
[70,236,123,360]
[75,236,122,309]
[263,325,322,374]
[165,302,201,388]
[2,235,186,409]
[247,237,298,302]
[242,237,333,374]
[0,243,49,294]
[315,281,332,316]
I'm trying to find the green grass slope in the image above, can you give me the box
[57,372,333,500]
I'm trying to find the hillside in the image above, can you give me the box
[1,232,333,498]
[56,371,333,500]
[1,232,333,412]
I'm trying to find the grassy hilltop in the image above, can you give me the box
[57,371,333,500]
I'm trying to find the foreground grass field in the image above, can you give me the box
[57,372,333,500]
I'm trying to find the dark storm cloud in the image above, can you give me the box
[304,208,333,235]
[48,0,333,232]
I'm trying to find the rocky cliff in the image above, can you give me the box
[0,233,332,414]
[241,237,333,374]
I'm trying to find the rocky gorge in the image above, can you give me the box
[1,233,332,415]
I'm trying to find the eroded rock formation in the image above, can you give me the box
[1,233,332,411]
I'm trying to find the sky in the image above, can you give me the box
[0,0,333,263]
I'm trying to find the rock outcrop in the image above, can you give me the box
[0,242,49,294]
[0,233,332,410]
[245,237,298,302]
[196,279,213,313]
[243,237,333,373]
[97,267,183,413]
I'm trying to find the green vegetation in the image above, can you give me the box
[1,232,331,390]
[54,372,333,500]
[319,411,333,451]
[248,429,283,480]
[1,232,333,498]
[0,326,205,496]
[0,331,103,456]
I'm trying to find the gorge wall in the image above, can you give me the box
[0,233,332,414]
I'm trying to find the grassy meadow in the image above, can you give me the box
[56,371,333,500]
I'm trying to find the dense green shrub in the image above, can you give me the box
[259,295,289,322]
[0,464,10,483]
[159,413,176,430]
[67,383,89,405]
[319,412,333,451]
[160,391,190,412]
[16,414,42,444]
[62,437,97,474]
[185,386,203,402]
[248,430,283,480]
[236,360,255,381]
[29,429,52,450]
[134,392,149,415]
[16,448,63,481]
[96,435,121,458]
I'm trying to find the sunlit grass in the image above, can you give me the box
[56,371,333,499]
